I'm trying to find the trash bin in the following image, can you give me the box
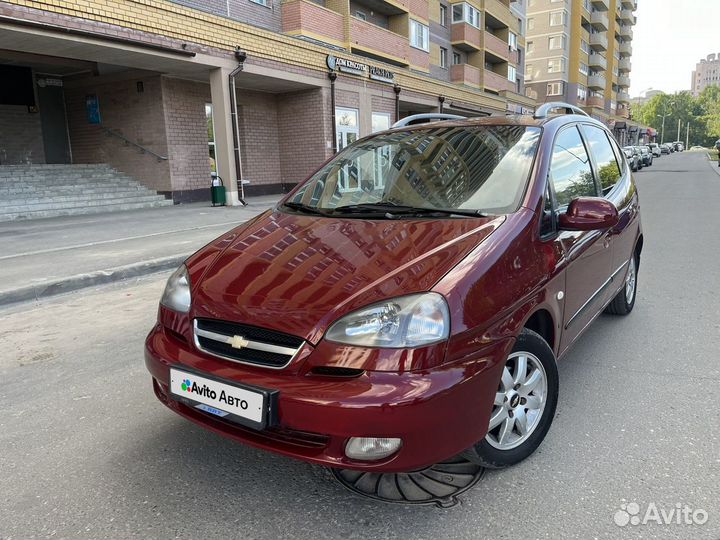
[210,172,226,206]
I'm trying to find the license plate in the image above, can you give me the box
[169,367,271,429]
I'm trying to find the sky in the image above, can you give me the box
[629,0,720,97]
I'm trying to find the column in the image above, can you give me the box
[209,67,241,205]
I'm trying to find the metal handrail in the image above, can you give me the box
[392,113,466,128]
[100,126,168,161]
[533,102,590,119]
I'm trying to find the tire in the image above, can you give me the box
[605,251,638,315]
[464,328,559,469]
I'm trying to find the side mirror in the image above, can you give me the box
[559,197,619,231]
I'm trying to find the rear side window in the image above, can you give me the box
[581,125,622,195]
[549,126,597,207]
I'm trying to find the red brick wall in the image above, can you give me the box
[277,87,333,185]
[65,74,171,191]
[0,104,45,164]
[161,77,212,194]
[409,46,430,70]
[281,0,345,44]
[407,0,429,20]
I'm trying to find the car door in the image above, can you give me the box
[548,125,613,353]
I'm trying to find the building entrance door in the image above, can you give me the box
[37,80,71,164]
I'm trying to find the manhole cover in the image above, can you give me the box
[332,455,485,508]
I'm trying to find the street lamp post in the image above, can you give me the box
[657,100,675,145]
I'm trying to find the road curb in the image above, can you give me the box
[0,254,187,307]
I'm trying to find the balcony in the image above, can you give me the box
[588,74,606,90]
[483,68,514,92]
[586,95,605,108]
[484,0,519,33]
[591,0,609,10]
[618,41,632,56]
[281,0,345,47]
[590,32,608,51]
[617,24,633,39]
[620,9,635,23]
[349,17,410,66]
[450,63,481,87]
[485,31,510,61]
[590,11,609,31]
[589,53,607,70]
[619,57,631,72]
[618,74,631,87]
[617,91,631,103]
[621,0,636,8]
[451,22,482,52]
[617,106,630,118]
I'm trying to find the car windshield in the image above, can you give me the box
[284,125,541,217]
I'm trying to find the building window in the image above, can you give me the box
[525,63,533,80]
[452,3,480,28]
[409,20,429,51]
[355,10,367,20]
[440,4,447,26]
[580,39,589,54]
[249,0,269,6]
[577,84,587,101]
[440,46,448,68]
[579,62,588,75]
[547,81,564,96]
[547,58,565,73]
[527,40,534,54]
[509,32,518,51]
[206,104,216,172]
[453,51,462,65]
[548,35,565,50]
[549,10,566,26]
[527,17,535,30]
[371,112,391,133]
[508,65,517,82]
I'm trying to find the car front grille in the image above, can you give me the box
[193,318,304,369]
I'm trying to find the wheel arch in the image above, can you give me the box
[522,308,556,353]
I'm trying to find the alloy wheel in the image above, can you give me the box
[485,352,548,451]
[625,256,637,304]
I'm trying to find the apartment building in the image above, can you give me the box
[691,53,720,97]
[524,0,636,142]
[0,0,536,209]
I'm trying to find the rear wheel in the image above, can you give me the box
[605,252,638,315]
[464,328,559,469]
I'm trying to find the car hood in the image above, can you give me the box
[191,209,505,344]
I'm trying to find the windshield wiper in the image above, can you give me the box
[281,202,331,216]
[333,203,490,218]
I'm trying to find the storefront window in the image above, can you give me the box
[371,112,391,133]
[206,104,216,172]
[336,107,360,191]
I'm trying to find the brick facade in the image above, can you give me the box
[64,74,172,191]
[0,104,46,165]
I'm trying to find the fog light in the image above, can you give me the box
[345,437,402,461]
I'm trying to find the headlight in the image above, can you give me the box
[326,293,449,348]
[160,265,191,313]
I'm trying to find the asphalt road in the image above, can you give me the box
[1,151,719,540]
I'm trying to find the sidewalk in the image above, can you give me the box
[0,196,280,306]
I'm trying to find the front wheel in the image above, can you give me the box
[464,328,559,469]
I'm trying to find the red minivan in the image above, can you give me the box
[146,103,642,484]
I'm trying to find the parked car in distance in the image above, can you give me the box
[660,143,671,154]
[648,143,662,157]
[624,146,643,170]
[145,104,643,481]
[623,146,641,171]
[638,145,653,167]
[672,141,684,152]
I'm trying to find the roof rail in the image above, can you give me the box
[392,113,466,128]
[533,102,590,119]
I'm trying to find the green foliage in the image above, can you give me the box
[632,88,720,146]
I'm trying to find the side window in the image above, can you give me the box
[581,125,622,195]
[549,126,597,208]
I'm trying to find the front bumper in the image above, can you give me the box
[145,324,510,472]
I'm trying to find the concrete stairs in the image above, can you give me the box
[0,164,173,221]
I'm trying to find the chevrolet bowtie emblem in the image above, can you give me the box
[229,335,250,349]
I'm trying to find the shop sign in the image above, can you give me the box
[326,55,395,84]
